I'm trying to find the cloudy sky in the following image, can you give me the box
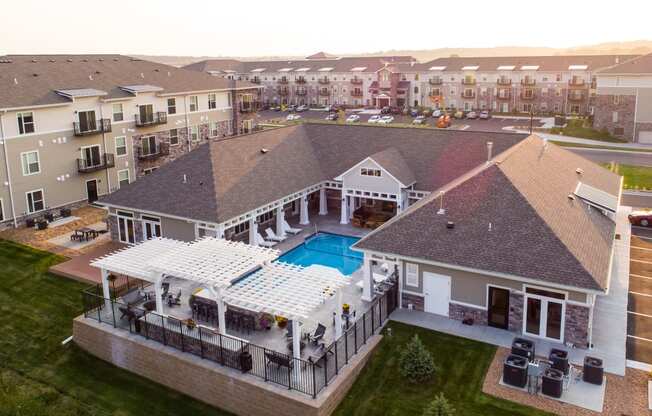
[1,0,649,57]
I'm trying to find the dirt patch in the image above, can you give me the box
[483,347,649,416]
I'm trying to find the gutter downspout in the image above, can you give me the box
[99,106,111,195]
[0,111,18,227]
[183,96,191,153]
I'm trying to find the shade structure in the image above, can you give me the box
[224,263,350,320]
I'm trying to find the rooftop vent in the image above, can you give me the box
[49,59,56,63]
[576,168,584,175]
[446,221,455,229]
[113,58,119,62]
[31,59,37,63]
[81,59,87,62]
[95,71,101,75]
[0,59,12,63]
[154,68,160,72]
[98,58,104,62]
[436,191,445,215]
[487,141,494,162]
[67,58,73,62]
[260,148,269,154]
[13,78,17,84]
[32,73,38,77]
[568,194,575,201]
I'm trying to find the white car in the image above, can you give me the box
[378,116,394,124]
[346,114,360,123]
[367,115,381,123]
[286,114,301,121]
[432,109,443,118]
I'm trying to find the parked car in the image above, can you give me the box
[436,115,452,128]
[380,106,391,115]
[286,114,301,121]
[453,110,465,119]
[479,110,491,120]
[325,104,340,112]
[390,107,402,115]
[466,111,478,119]
[325,113,338,121]
[629,211,652,227]
[409,108,420,117]
[296,104,309,112]
[432,109,443,118]
[346,114,360,123]
[378,116,394,124]
[270,106,281,112]
[287,104,297,113]
[368,115,381,123]
[412,116,427,125]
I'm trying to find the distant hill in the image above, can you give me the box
[135,40,652,67]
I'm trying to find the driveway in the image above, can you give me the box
[627,225,652,364]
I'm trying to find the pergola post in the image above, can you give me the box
[319,188,328,216]
[340,195,348,224]
[348,196,355,219]
[361,254,374,302]
[334,290,343,339]
[216,224,225,239]
[292,319,301,359]
[248,218,258,246]
[275,206,286,237]
[100,268,112,309]
[299,194,310,225]
[153,272,165,314]
[209,286,227,335]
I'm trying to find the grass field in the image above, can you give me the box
[603,163,652,190]
[333,321,551,416]
[549,119,627,143]
[0,239,229,416]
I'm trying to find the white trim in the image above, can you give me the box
[16,111,36,135]
[522,284,566,343]
[114,136,128,157]
[405,262,419,288]
[25,188,45,214]
[450,299,487,310]
[142,215,162,240]
[20,149,41,176]
[334,156,408,188]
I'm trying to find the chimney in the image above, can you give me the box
[486,141,493,162]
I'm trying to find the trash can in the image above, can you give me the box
[239,351,253,373]
[541,368,563,398]
[503,354,528,388]
[511,337,535,362]
[583,356,604,385]
[549,348,569,375]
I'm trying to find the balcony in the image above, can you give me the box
[77,153,115,173]
[73,119,111,136]
[496,78,512,86]
[278,78,289,84]
[351,90,363,97]
[520,91,536,100]
[319,89,330,97]
[277,88,289,96]
[496,92,512,100]
[429,78,443,85]
[296,89,308,96]
[461,78,476,85]
[521,78,536,86]
[136,143,169,161]
[295,77,307,84]
[239,101,260,112]
[568,93,585,102]
[135,112,167,127]
[461,91,476,99]
[568,79,586,87]
[350,77,363,85]
[318,77,330,85]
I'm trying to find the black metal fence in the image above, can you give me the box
[81,282,398,398]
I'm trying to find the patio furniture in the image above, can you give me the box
[70,230,83,241]
[161,282,170,299]
[265,351,293,369]
[122,289,146,307]
[286,340,306,352]
[309,323,326,344]
[44,211,55,222]
[255,232,276,248]
[282,219,301,235]
[60,207,72,218]
[265,228,286,242]
[143,300,156,311]
[167,290,181,307]
[36,220,48,230]
[25,217,36,228]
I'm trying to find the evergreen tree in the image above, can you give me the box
[423,393,455,416]
[398,334,435,383]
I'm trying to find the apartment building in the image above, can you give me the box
[189,53,634,116]
[593,53,652,143]
[0,55,261,227]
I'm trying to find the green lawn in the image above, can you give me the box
[549,118,627,143]
[550,141,652,153]
[333,321,551,416]
[602,163,652,190]
[0,239,230,416]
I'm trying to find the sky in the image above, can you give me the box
[0,0,650,58]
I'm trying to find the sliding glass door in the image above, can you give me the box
[524,287,565,342]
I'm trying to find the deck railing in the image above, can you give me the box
[81,278,398,399]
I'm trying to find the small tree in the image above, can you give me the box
[399,334,435,383]
[423,393,455,416]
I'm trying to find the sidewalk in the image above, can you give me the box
[510,129,652,151]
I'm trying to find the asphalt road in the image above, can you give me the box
[567,148,652,167]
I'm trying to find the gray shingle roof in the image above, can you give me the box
[354,136,621,291]
[597,53,652,75]
[367,147,415,186]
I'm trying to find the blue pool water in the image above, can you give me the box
[278,233,363,275]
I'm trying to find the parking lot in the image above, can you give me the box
[256,109,543,133]
[628,225,652,364]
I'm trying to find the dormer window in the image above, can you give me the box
[361,168,381,177]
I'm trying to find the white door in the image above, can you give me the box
[423,272,451,316]
[639,131,652,144]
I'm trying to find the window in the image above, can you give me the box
[405,263,418,287]
[613,95,620,105]
[26,189,44,213]
[141,136,156,156]
[233,221,250,235]
[209,122,219,137]
[118,170,130,188]
[189,126,199,142]
[208,93,217,109]
[189,95,198,112]
[112,104,124,122]
[612,111,619,123]
[115,136,127,156]
[17,112,35,135]
[167,98,176,115]
[142,215,161,240]
[169,128,179,145]
[117,211,135,244]
[20,151,40,176]
[361,168,381,177]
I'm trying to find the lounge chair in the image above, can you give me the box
[265,351,293,369]
[309,323,326,344]
[282,219,301,235]
[265,227,286,242]
[256,233,276,248]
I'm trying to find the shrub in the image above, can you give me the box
[399,334,435,383]
[423,393,455,416]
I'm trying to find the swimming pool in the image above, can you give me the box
[277,232,363,275]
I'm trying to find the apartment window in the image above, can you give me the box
[112,104,124,122]
[26,189,44,214]
[167,98,177,115]
[613,95,620,105]
[189,96,199,112]
[21,151,40,176]
[118,170,130,188]
[190,126,199,142]
[169,128,179,145]
[554,104,560,112]
[612,111,619,123]
[405,263,418,287]
[115,136,127,156]
[523,103,533,113]
[414,86,419,94]
[208,93,217,109]
[17,112,35,135]
[210,122,219,137]
[361,168,381,177]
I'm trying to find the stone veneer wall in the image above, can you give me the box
[448,303,487,326]
[564,303,590,348]
[73,317,381,416]
[593,94,637,140]
[508,292,524,332]
[401,292,424,311]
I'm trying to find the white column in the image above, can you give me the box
[361,254,374,302]
[334,290,343,339]
[216,224,225,239]
[292,319,301,359]
[348,195,355,219]
[101,268,112,310]
[153,273,165,314]
[319,188,328,216]
[340,194,348,224]
[209,286,227,335]
[299,194,309,225]
[398,260,404,309]
[248,218,258,246]
[275,206,286,238]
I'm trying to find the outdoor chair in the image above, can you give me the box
[265,351,293,370]
[122,290,145,307]
[265,227,286,242]
[160,282,170,299]
[282,219,301,235]
[255,232,276,248]
[309,323,326,344]
[167,290,181,307]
